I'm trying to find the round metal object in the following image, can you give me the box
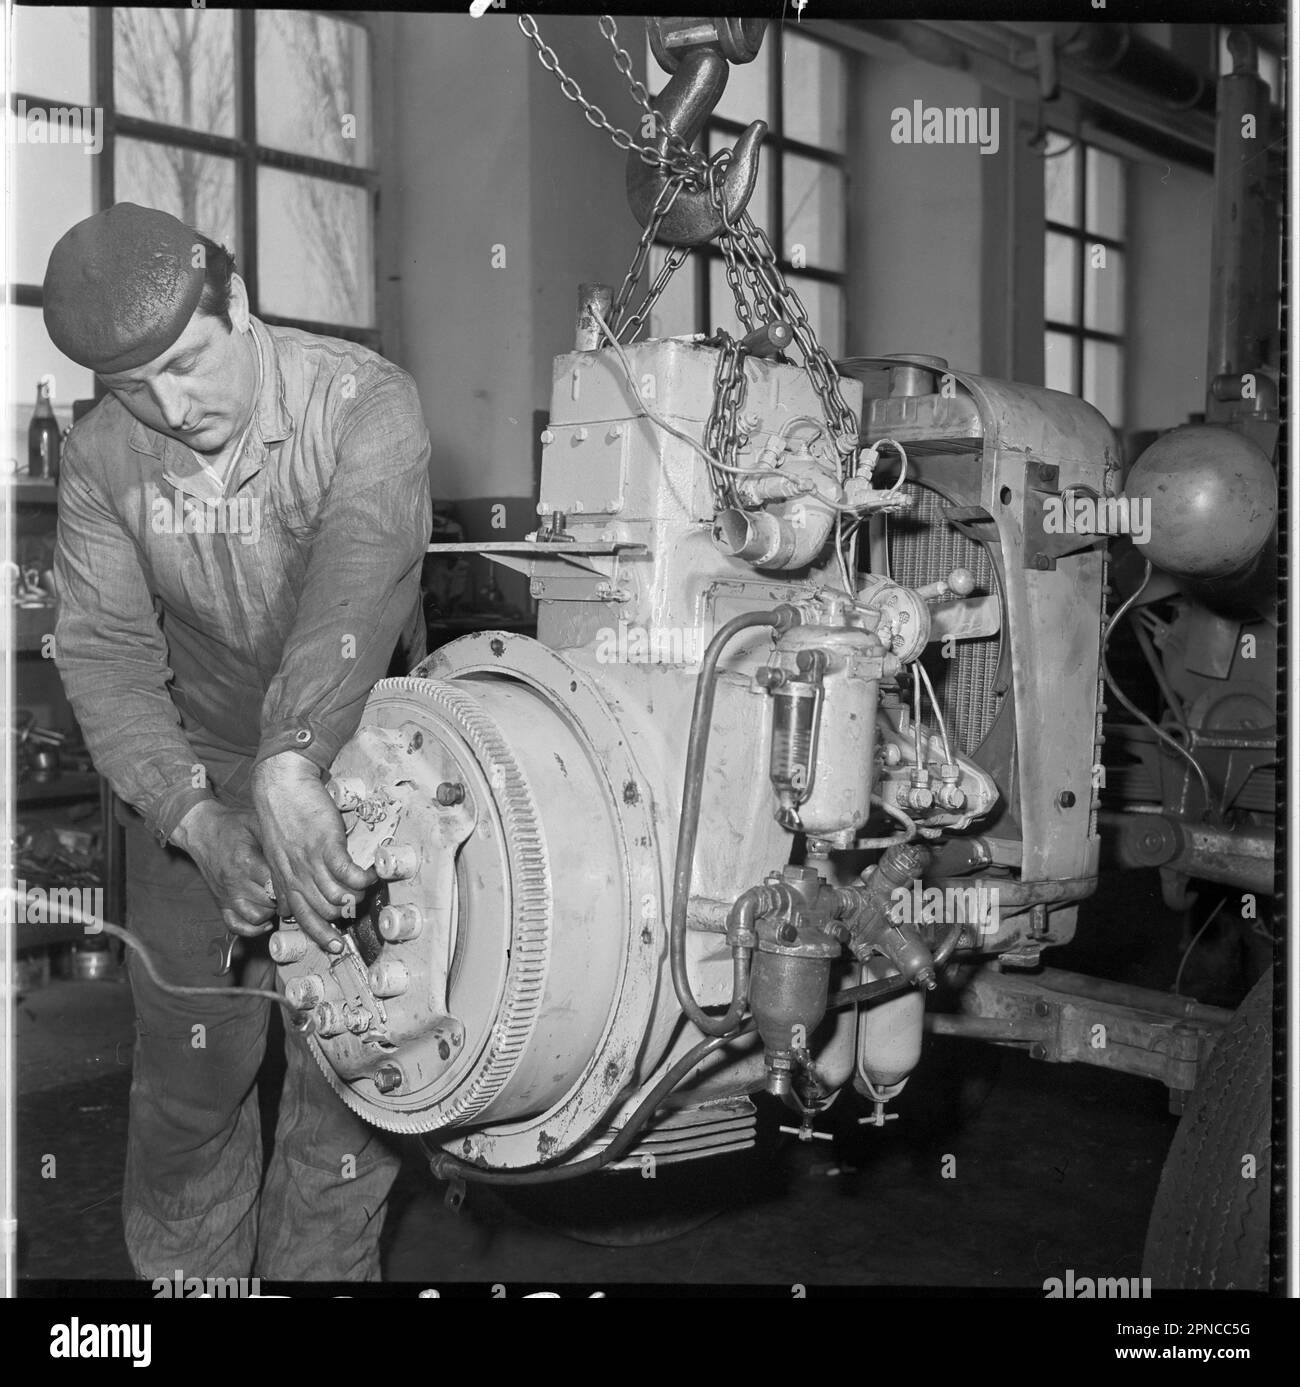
[291,635,665,1168]
[1125,424,1275,581]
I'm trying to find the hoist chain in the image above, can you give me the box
[520,14,860,483]
[518,14,705,178]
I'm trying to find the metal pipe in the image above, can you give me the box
[670,607,798,1036]
[425,973,910,1186]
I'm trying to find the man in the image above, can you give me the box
[46,202,433,1280]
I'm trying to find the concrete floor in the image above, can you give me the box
[14,870,1265,1290]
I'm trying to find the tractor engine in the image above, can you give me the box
[272,327,1117,1174]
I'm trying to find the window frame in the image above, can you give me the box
[8,7,381,350]
[1043,132,1126,412]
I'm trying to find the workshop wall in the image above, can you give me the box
[385,14,631,509]
[1124,158,1215,434]
[848,55,987,374]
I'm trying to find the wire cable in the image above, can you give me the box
[1173,895,1227,998]
[1101,560,1214,814]
[7,905,299,1014]
[589,301,786,488]
[916,660,954,766]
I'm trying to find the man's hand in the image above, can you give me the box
[251,751,374,953]
[171,801,277,937]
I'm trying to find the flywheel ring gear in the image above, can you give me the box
[303,676,551,1134]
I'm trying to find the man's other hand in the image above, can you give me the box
[171,801,277,937]
[250,751,374,953]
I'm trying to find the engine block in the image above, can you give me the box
[274,336,1118,1171]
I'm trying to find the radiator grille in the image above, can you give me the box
[887,484,1003,753]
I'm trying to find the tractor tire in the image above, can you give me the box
[1142,968,1273,1290]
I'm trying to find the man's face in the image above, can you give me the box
[99,273,258,456]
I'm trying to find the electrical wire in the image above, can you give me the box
[589,301,787,493]
[871,793,919,840]
[1101,560,1214,814]
[1173,895,1227,998]
[9,906,300,1014]
[916,660,954,766]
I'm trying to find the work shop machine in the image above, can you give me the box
[267,17,1277,1282]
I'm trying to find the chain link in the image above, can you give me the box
[520,14,860,482]
[519,14,705,177]
[702,332,748,508]
[599,15,699,170]
[609,174,687,335]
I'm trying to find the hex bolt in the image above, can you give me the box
[344,1004,373,1036]
[368,960,410,998]
[377,903,424,943]
[778,923,798,944]
[1033,1000,1051,1018]
[1029,1043,1048,1060]
[315,1003,346,1038]
[269,930,308,965]
[435,781,465,806]
[374,842,420,881]
[285,975,325,1011]
[326,777,366,811]
[373,1063,404,1095]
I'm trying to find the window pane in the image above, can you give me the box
[646,246,699,341]
[1083,245,1125,335]
[1044,331,1078,395]
[258,169,374,327]
[116,139,238,250]
[783,154,845,273]
[1083,340,1123,426]
[1084,147,1124,240]
[1043,132,1079,226]
[788,276,844,357]
[114,8,235,137]
[783,34,846,151]
[1044,232,1079,324]
[257,12,372,166]
[6,307,96,472]
[12,4,91,105]
[11,140,94,287]
[708,126,773,231]
[712,50,769,127]
[645,27,767,127]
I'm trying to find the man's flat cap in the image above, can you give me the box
[43,203,207,375]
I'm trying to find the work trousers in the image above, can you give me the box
[120,815,402,1281]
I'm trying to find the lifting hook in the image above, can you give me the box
[627,28,767,247]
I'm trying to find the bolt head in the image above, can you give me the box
[435,781,466,806]
[373,1063,404,1095]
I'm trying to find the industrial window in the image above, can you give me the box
[1043,132,1126,428]
[8,5,378,450]
[644,27,849,357]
